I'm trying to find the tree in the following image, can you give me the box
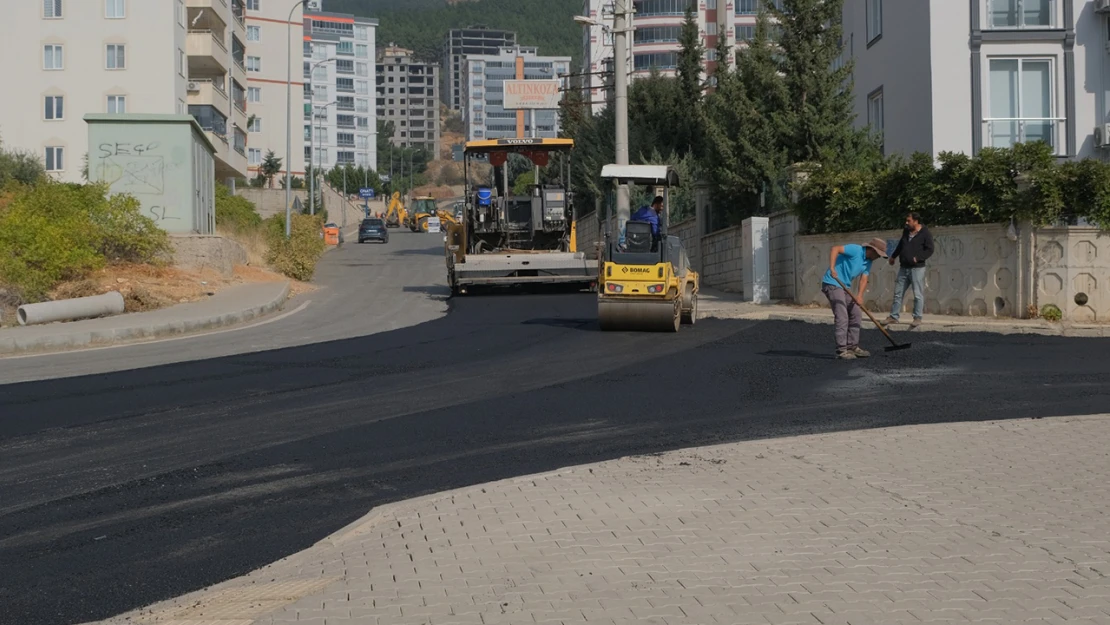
[260,150,283,188]
[512,171,535,195]
[675,3,705,155]
[767,0,870,165]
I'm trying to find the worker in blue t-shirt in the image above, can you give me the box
[821,238,889,360]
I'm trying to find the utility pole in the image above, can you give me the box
[613,0,631,243]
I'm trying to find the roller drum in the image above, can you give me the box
[597,297,680,332]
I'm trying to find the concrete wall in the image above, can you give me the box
[1034,228,1110,322]
[769,211,798,301]
[238,188,309,219]
[170,234,248,277]
[795,224,1019,316]
[576,210,601,259]
[670,218,698,273]
[700,226,745,294]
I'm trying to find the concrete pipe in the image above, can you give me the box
[17,291,125,326]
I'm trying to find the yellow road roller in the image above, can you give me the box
[597,165,699,332]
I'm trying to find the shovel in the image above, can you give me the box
[831,275,912,352]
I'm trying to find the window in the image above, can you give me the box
[247,56,261,72]
[988,0,1052,29]
[356,135,369,149]
[336,59,355,74]
[247,25,260,41]
[736,26,755,41]
[356,44,369,59]
[107,95,126,113]
[44,0,62,18]
[337,132,355,146]
[248,86,261,102]
[44,95,64,120]
[337,77,354,92]
[634,26,682,45]
[106,44,126,69]
[304,125,312,140]
[44,147,64,171]
[43,45,63,70]
[248,117,261,132]
[636,0,695,17]
[633,52,678,71]
[706,22,718,36]
[248,148,262,165]
[303,41,312,57]
[355,25,368,41]
[337,41,354,55]
[866,0,882,44]
[313,66,327,81]
[105,0,125,18]
[179,49,186,76]
[356,62,369,76]
[706,49,718,61]
[988,58,1057,151]
[356,80,369,95]
[867,87,883,152]
[246,0,259,9]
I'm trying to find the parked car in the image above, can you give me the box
[358,218,389,243]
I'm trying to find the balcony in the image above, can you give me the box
[186,79,229,107]
[337,139,356,148]
[188,30,230,74]
[983,117,1064,155]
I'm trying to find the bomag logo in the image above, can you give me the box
[621,266,651,274]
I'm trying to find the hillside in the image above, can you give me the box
[322,0,582,63]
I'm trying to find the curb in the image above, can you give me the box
[697,306,1107,337]
[0,282,291,356]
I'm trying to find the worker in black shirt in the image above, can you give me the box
[883,212,934,329]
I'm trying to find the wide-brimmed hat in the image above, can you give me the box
[863,237,888,258]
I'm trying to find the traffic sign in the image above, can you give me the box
[359,187,375,199]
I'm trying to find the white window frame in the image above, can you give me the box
[355,44,369,59]
[246,0,260,10]
[248,86,262,102]
[44,146,64,172]
[247,56,262,72]
[867,87,884,153]
[44,95,64,120]
[179,49,186,76]
[866,0,882,45]
[177,0,185,27]
[105,0,125,19]
[248,148,262,165]
[986,0,1056,30]
[107,94,126,113]
[247,25,261,42]
[106,44,126,70]
[43,44,64,70]
[248,117,262,132]
[44,0,62,19]
[985,56,1061,154]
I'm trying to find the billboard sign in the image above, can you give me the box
[503,80,561,110]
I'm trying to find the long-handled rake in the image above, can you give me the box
[832,276,912,352]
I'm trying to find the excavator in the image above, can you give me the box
[384,191,407,228]
[596,164,699,332]
[408,196,439,232]
[444,138,596,295]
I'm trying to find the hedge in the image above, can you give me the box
[794,142,1110,234]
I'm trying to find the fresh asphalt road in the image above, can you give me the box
[3,236,1110,625]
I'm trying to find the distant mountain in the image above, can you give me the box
[322,0,582,64]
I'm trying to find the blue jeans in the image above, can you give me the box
[890,266,925,320]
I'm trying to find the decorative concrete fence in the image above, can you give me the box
[1034,227,1110,322]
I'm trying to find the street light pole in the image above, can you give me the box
[613,0,632,237]
[285,0,307,239]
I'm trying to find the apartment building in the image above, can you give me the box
[0,0,249,183]
[580,0,749,114]
[843,0,1103,160]
[462,46,571,141]
[244,0,309,180]
[303,11,378,172]
[376,45,441,155]
[442,26,518,112]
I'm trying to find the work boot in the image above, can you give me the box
[850,346,870,358]
[836,350,857,360]
[881,315,898,326]
[909,318,922,329]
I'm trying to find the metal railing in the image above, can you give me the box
[985,0,1056,29]
[983,117,1065,153]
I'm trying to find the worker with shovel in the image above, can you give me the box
[822,238,889,360]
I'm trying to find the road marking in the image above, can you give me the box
[0,300,313,361]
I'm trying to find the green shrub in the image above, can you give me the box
[215,182,262,233]
[793,142,1094,234]
[1041,303,1062,322]
[264,213,326,281]
[0,181,168,301]
[0,139,46,187]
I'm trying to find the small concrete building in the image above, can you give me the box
[85,114,216,235]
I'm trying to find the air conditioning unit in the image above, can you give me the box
[1096,0,1110,13]
[186,81,199,91]
[1095,123,1110,148]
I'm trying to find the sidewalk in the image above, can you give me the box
[94,414,1110,625]
[0,281,289,356]
[697,288,1110,337]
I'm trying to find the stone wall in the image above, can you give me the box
[671,218,699,272]
[700,226,745,294]
[170,234,249,277]
[238,185,383,228]
[769,211,798,301]
[1034,227,1110,322]
[238,188,308,220]
[795,224,1019,317]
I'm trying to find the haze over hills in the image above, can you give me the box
[322,0,582,63]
